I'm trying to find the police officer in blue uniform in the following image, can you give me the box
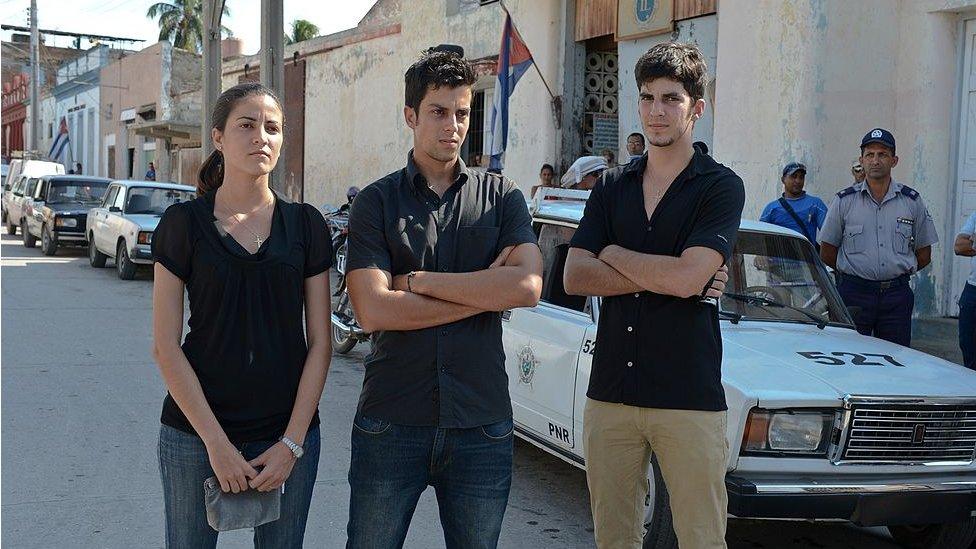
[819,129,939,346]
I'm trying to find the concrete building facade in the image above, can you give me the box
[49,45,125,175]
[99,41,202,184]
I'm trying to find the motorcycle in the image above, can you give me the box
[325,206,369,354]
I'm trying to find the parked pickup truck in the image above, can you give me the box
[86,180,195,280]
[507,189,976,549]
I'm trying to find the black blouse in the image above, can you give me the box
[151,190,333,443]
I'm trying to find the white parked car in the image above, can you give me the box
[86,180,195,280]
[2,159,65,232]
[507,190,976,549]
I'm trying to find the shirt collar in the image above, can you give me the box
[854,179,901,203]
[405,150,469,193]
[623,145,705,182]
[781,191,808,200]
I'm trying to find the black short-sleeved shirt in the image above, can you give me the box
[151,190,333,443]
[346,152,537,428]
[570,146,745,411]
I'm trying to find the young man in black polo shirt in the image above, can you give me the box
[343,48,543,548]
[565,42,745,548]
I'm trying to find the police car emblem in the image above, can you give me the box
[871,129,883,138]
[517,345,540,385]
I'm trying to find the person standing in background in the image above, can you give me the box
[819,128,939,346]
[759,162,827,249]
[955,212,976,370]
[852,160,865,184]
[626,132,645,162]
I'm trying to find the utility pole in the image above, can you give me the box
[201,0,225,159]
[29,0,40,156]
[260,0,284,193]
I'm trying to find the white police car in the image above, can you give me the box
[507,189,976,549]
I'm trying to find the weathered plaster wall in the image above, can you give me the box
[713,0,976,315]
[300,0,563,208]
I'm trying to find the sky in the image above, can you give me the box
[0,0,377,54]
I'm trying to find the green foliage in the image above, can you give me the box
[146,0,232,53]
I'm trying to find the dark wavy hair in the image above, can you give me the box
[198,82,284,195]
[634,42,708,102]
[404,48,476,113]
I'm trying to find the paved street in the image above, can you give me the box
[0,233,903,548]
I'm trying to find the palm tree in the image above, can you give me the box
[147,0,231,53]
[286,19,319,45]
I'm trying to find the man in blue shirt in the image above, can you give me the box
[760,162,828,248]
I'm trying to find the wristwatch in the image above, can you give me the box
[280,436,304,459]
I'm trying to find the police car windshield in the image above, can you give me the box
[720,230,853,327]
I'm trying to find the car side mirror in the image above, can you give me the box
[109,206,121,213]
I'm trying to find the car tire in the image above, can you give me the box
[888,519,976,549]
[331,287,358,354]
[116,240,137,280]
[642,454,679,549]
[88,235,107,268]
[21,219,36,248]
[41,225,58,256]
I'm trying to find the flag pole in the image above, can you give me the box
[498,1,555,101]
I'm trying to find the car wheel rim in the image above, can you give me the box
[642,460,658,532]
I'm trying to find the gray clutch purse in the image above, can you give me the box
[203,476,281,532]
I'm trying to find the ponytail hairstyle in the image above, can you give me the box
[197,82,284,196]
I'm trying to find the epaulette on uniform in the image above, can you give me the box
[899,185,919,200]
[836,186,856,199]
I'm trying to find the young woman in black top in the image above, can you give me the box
[151,83,333,548]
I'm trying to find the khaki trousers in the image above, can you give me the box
[583,398,729,549]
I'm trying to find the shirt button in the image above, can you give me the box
[880,243,884,247]
[627,361,633,367]
[627,326,633,332]
[634,293,640,298]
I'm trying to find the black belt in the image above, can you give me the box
[838,272,910,291]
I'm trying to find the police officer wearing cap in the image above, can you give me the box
[819,128,939,346]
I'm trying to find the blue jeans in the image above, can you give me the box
[158,424,320,549]
[346,414,514,549]
[960,284,976,371]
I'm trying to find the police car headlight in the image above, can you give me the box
[55,217,77,228]
[741,409,835,455]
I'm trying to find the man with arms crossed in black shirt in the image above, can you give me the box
[343,47,543,548]
[565,42,745,549]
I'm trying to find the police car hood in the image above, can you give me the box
[722,322,976,404]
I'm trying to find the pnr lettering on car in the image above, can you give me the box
[504,187,976,549]
[548,422,571,444]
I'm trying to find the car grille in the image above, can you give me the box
[839,402,976,464]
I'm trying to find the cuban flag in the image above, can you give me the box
[48,117,70,164]
[488,13,534,172]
